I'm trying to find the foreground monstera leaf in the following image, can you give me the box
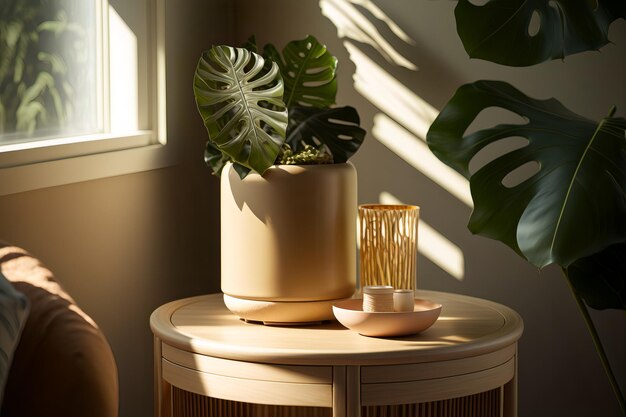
[427,80,626,268]
[286,106,365,163]
[455,0,626,66]
[567,242,626,310]
[194,46,288,175]
[264,35,337,109]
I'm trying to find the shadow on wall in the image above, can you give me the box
[317,3,625,417]
[321,0,467,283]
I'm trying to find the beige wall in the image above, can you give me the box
[1,1,624,417]
[0,1,232,416]
[233,1,625,416]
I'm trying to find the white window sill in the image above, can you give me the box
[0,0,168,196]
[0,131,175,196]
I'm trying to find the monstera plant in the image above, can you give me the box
[193,35,365,177]
[195,36,364,324]
[426,1,626,415]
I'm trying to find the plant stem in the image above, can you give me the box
[562,267,626,417]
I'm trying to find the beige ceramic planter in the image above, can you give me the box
[220,162,357,323]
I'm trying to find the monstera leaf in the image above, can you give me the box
[567,242,626,310]
[286,106,365,163]
[455,0,626,66]
[204,142,230,176]
[264,35,337,109]
[242,35,260,54]
[427,80,626,268]
[193,46,288,175]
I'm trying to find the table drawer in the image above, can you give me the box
[362,356,515,406]
[362,344,516,383]
[162,343,332,384]
[162,359,333,407]
[161,344,334,407]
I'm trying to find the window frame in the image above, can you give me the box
[0,0,168,196]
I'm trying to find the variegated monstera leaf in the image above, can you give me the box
[194,46,287,175]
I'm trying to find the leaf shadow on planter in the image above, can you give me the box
[223,163,357,300]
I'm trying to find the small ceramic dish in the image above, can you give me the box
[332,298,442,337]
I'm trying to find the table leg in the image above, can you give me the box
[347,366,361,417]
[154,336,172,417]
[503,348,518,417]
[333,366,347,417]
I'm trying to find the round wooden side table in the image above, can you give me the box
[150,291,523,417]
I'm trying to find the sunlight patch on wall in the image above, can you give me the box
[321,0,467,282]
[322,0,472,208]
[345,42,435,139]
[374,114,472,208]
[380,192,465,281]
[320,0,416,69]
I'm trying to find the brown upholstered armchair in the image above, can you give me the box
[0,243,118,417]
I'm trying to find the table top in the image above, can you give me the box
[151,291,523,366]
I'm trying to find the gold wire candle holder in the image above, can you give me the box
[359,204,419,291]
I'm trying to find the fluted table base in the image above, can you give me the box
[172,387,501,417]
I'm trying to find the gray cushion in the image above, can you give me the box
[0,272,29,407]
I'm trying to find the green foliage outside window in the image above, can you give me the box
[0,0,91,140]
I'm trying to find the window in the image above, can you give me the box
[0,0,166,195]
